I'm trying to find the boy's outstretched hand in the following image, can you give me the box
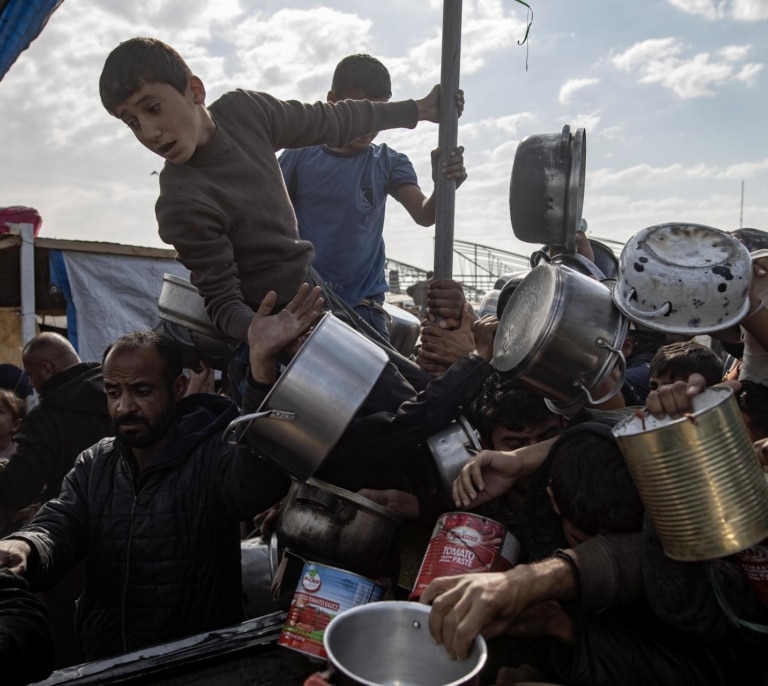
[416,86,465,123]
[247,284,323,383]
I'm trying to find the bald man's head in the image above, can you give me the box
[22,333,82,392]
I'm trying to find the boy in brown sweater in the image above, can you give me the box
[98,37,448,345]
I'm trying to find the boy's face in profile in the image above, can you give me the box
[329,89,389,153]
[115,76,215,165]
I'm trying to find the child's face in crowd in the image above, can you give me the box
[332,90,389,153]
[490,415,563,452]
[0,402,20,444]
[115,77,215,165]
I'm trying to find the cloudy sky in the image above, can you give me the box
[2,0,767,274]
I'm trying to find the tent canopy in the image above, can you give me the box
[0,0,65,82]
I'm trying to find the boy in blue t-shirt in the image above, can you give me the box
[279,54,467,340]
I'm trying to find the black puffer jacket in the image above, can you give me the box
[12,393,289,660]
[0,362,112,510]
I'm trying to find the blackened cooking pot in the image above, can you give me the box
[509,125,586,253]
[275,478,401,579]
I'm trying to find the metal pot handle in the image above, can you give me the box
[223,410,296,445]
[622,288,672,319]
[529,249,550,269]
[573,338,627,406]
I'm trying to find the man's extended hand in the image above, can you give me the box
[247,284,323,383]
[0,539,32,576]
[420,557,579,661]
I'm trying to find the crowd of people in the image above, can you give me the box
[2,34,768,686]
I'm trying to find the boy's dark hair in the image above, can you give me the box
[102,331,184,387]
[99,37,192,116]
[548,423,644,536]
[331,54,391,100]
[472,373,557,445]
[737,380,768,439]
[649,340,722,388]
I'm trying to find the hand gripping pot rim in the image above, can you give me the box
[409,512,520,601]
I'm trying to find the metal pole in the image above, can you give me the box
[433,0,462,280]
[740,180,744,229]
[9,223,36,345]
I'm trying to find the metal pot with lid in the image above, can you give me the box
[509,125,586,253]
[275,478,401,579]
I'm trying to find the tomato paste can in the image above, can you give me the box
[278,561,384,659]
[736,539,768,608]
[409,512,521,600]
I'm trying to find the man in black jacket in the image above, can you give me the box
[0,332,113,526]
[0,323,296,660]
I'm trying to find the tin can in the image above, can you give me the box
[409,512,520,600]
[278,561,384,659]
[736,539,768,608]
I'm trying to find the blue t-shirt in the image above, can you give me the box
[279,143,418,307]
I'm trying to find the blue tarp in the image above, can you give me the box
[0,0,65,82]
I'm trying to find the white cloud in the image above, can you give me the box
[612,38,761,99]
[558,78,599,106]
[666,0,768,20]
[589,157,768,190]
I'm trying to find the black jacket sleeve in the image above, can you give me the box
[0,570,55,686]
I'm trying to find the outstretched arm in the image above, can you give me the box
[420,556,578,660]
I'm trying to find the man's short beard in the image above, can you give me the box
[117,406,176,449]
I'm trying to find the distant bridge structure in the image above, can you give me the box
[385,236,623,303]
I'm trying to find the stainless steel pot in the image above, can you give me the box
[224,313,389,481]
[493,263,628,411]
[509,125,586,253]
[323,601,487,686]
[427,416,482,507]
[275,478,401,579]
[158,273,230,341]
[383,302,420,357]
[241,532,279,618]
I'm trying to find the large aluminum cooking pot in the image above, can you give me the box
[510,125,586,253]
[493,263,628,413]
[427,416,482,507]
[323,601,487,686]
[224,313,388,481]
[275,478,401,578]
[383,302,420,357]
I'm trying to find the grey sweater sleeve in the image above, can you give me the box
[560,532,644,612]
